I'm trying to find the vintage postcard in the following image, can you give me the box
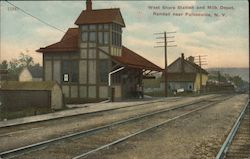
[0,0,249,159]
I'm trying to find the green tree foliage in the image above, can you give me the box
[209,71,249,91]
[0,60,8,69]
[2,53,40,81]
[18,53,34,68]
[229,76,242,86]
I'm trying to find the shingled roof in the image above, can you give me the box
[75,8,125,27]
[167,55,208,75]
[37,28,162,71]
[37,28,79,53]
[113,46,163,71]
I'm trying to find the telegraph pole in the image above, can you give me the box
[154,31,177,97]
[194,55,208,94]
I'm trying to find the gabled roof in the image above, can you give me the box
[185,59,208,74]
[36,28,79,53]
[112,46,163,71]
[168,57,208,74]
[75,8,125,27]
[37,29,162,71]
[61,28,79,41]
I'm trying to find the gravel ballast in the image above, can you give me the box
[85,94,248,159]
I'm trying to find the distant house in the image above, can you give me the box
[162,53,209,94]
[19,66,43,82]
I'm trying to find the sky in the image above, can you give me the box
[0,0,249,69]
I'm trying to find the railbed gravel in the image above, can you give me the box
[0,95,217,152]
[84,94,248,159]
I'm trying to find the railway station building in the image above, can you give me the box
[37,0,162,103]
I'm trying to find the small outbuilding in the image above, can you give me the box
[19,66,43,82]
[0,81,63,111]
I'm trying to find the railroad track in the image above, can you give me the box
[0,97,180,129]
[0,97,219,142]
[0,94,233,159]
[216,100,250,159]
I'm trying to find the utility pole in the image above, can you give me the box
[194,55,208,94]
[154,31,177,97]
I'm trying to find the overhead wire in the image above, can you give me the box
[5,1,66,33]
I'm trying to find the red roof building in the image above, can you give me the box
[37,0,162,103]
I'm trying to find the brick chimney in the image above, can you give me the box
[187,56,195,63]
[86,0,92,11]
[181,53,184,59]
[181,53,185,73]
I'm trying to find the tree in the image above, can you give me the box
[231,76,244,87]
[8,59,21,80]
[18,52,34,68]
[5,53,37,81]
[0,60,8,69]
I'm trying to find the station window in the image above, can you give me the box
[89,24,96,30]
[98,32,103,44]
[62,61,79,83]
[81,25,88,31]
[104,24,109,30]
[71,61,79,83]
[98,24,103,30]
[89,32,96,42]
[81,32,88,42]
[104,32,109,45]
[99,60,109,83]
[111,23,122,47]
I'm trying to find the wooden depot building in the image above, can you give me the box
[164,53,209,94]
[37,0,162,103]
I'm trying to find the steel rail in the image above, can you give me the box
[0,95,230,159]
[215,99,249,159]
[0,97,181,128]
[0,99,207,158]
[73,96,233,159]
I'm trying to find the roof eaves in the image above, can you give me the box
[122,46,163,70]
[167,57,181,70]
[185,60,208,74]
